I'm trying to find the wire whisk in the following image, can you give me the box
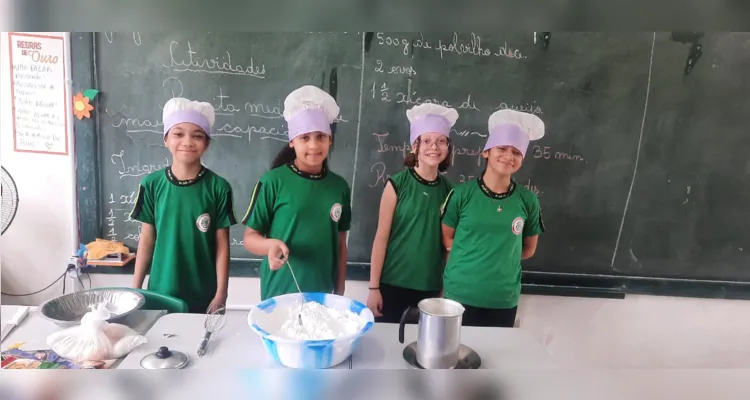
[197,305,227,358]
[286,259,304,327]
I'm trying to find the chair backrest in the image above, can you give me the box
[98,287,188,314]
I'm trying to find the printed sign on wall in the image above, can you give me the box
[8,33,69,155]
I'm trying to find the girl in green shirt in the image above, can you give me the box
[131,97,236,313]
[368,104,459,323]
[242,86,352,300]
[441,109,545,328]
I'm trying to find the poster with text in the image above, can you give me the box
[8,33,69,155]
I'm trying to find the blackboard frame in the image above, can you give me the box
[72,32,750,301]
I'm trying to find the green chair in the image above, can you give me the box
[101,287,189,314]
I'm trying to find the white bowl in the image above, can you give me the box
[248,292,374,369]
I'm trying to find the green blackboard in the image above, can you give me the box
[73,32,750,299]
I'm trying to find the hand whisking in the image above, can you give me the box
[197,305,227,358]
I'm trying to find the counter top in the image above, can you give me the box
[118,310,556,369]
[1,304,165,368]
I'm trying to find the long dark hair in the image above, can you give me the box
[270,146,330,170]
[403,140,453,172]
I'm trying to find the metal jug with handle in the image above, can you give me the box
[398,298,465,369]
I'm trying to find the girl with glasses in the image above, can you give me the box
[367,104,459,322]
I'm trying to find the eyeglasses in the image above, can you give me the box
[419,138,450,149]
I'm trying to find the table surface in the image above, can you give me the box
[354,322,558,369]
[118,310,557,369]
[117,310,352,369]
[1,304,166,368]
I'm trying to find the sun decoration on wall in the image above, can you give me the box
[73,89,99,120]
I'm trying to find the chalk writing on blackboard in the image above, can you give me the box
[374,59,417,76]
[9,33,68,155]
[531,145,585,162]
[452,129,487,138]
[105,209,117,241]
[372,132,484,166]
[111,114,163,134]
[123,224,141,241]
[374,32,527,60]
[368,162,391,188]
[164,41,267,78]
[103,32,142,46]
[496,102,544,115]
[110,150,170,179]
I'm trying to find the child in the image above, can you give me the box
[241,85,351,301]
[440,109,545,328]
[130,97,237,313]
[367,104,458,322]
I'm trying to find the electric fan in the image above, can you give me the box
[2,166,20,235]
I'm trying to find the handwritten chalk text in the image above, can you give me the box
[111,150,170,179]
[373,132,484,166]
[105,209,117,241]
[375,32,527,60]
[496,101,544,116]
[531,145,585,162]
[164,40,266,78]
[375,59,417,76]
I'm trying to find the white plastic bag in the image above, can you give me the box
[47,304,147,362]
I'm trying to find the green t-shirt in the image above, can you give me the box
[130,167,237,312]
[242,163,352,301]
[441,177,544,309]
[380,168,453,291]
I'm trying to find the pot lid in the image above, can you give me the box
[140,346,190,369]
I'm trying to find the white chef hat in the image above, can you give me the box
[283,85,340,141]
[484,109,544,158]
[406,104,459,144]
[162,97,215,137]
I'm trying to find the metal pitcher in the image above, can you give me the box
[398,298,465,369]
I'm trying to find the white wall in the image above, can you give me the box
[3,32,750,369]
[1,32,78,306]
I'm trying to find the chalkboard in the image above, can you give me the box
[73,32,750,298]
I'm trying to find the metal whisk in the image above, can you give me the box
[286,259,304,327]
[197,305,227,358]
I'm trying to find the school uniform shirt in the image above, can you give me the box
[130,167,237,312]
[380,168,453,291]
[242,162,352,300]
[441,177,544,309]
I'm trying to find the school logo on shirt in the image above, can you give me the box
[196,213,211,233]
[512,217,524,235]
[330,203,342,222]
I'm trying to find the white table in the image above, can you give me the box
[1,305,165,368]
[351,323,557,369]
[118,311,557,369]
[117,311,351,369]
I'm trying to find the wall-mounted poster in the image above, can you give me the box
[8,32,69,155]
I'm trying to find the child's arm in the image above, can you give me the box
[367,181,397,314]
[441,224,456,253]
[210,227,230,310]
[521,236,539,260]
[336,231,348,295]
[440,189,459,252]
[130,182,156,289]
[336,186,353,296]
[522,195,544,260]
[132,223,155,289]
[242,180,287,270]
[369,182,397,290]
[244,228,288,270]
[212,183,236,310]
[439,190,459,298]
